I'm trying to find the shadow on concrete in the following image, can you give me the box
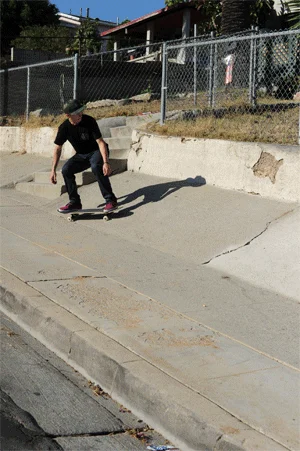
[97,176,206,216]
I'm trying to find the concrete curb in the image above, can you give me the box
[0,268,287,451]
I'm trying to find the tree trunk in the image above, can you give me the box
[221,0,254,35]
[221,0,255,90]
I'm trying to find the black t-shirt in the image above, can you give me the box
[54,114,102,154]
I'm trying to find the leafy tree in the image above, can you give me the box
[71,19,102,55]
[0,0,59,55]
[165,0,203,6]
[196,1,222,34]
[251,0,278,29]
[12,25,72,53]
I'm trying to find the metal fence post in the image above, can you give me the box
[249,26,255,105]
[208,32,215,108]
[251,27,258,107]
[298,104,300,146]
[25,67,30,121]
[212,40,218,108]
[193,24,197,106]
[160,42,167,125]
[2,69,8,117]
[73,53,79,100]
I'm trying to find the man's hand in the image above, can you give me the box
[50,170,57,184]
[103,162,112,176]
[51,146,62,184]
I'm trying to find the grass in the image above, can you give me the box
[1,95,299,145]
[148,103,299,145]
[3,100,162,129]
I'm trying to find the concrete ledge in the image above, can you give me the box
[0,268,287,451]
[129,131,300,203]
[0,126,74,159]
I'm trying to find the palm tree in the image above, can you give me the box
[221,0,255,35]
[284,0,300,29]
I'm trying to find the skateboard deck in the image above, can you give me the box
[58,208,118,222]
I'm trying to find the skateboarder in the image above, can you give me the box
[50,99,117,213]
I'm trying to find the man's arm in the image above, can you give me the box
[50,145,62,184]
[96,138,112,176]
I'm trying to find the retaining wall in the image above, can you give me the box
[128,130,300,203]
[1,125,299,202]
[0,126,74,159]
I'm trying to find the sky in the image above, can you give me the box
[51,0,166,24]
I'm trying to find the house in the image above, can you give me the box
[58,9,117,51]
[58,9,117,34]
[10,9,117,64]
[100,2,204,61]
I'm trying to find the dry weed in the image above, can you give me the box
[147,106,298,145]
[1,96,298,145]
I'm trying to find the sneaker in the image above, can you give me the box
[58,202,82,213]
[103,200,118,212]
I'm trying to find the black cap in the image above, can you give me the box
[63,99,85,115]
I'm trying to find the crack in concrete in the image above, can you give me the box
[202,209,294,265]
[26,276,106,283]
[53,429,126,439]
[202,222,270,265]
[214,434,223,450]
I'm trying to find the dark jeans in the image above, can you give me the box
[61,150,116,204]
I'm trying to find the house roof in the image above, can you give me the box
[101,2,204,37]
[58,12,116,28]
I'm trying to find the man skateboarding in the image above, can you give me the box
[50,99,117,213]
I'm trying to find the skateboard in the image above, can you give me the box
[58,208,118,222]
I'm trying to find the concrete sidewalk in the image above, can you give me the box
[0,153,299,451]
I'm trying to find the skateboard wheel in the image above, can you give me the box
[68,214,78,222]
[103,215,109,221]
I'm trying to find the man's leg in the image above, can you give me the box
[61,154,90,204]
[89,151,117,203]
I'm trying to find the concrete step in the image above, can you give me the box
[126,113,160,129]
[106,137,132,150]
[16,159,127,199]
[96,117,127,138]
[111,159,127,173]
[96,116,127,129]
[110,126,133,138]
[15,182,67,199]
[109,149,131,160]
[98,127,112,138]
[34,171,95,186]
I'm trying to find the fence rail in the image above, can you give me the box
[0,29,299,144]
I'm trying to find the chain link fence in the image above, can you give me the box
[161,29,300,145]
[0,30,299,144]
[79,42,163,103]
[0,56,77,119]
